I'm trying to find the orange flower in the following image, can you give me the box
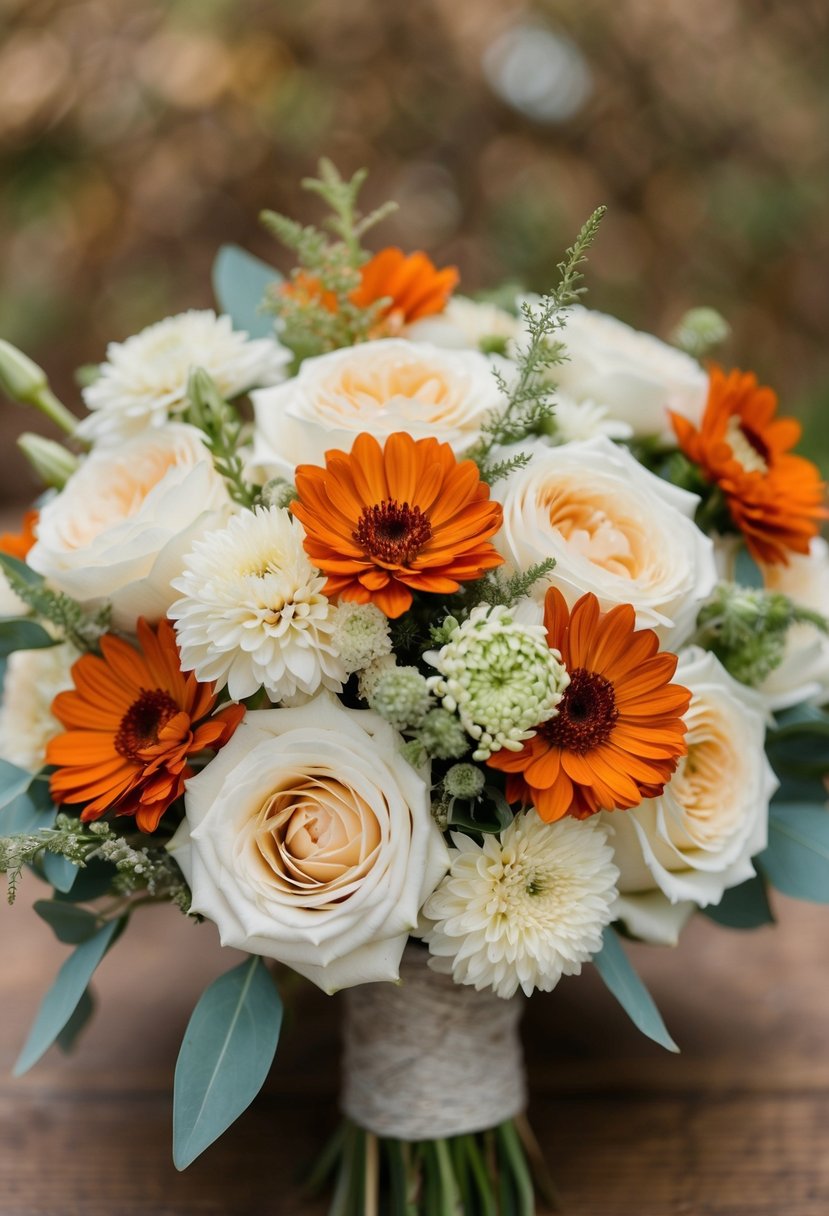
[488,589,690,822]
[352,247,459,326]
[46,619,244,833]
[671,366,827,565]
[0,509,38,559]
[291,431,504,618]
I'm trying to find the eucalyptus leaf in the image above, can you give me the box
[56,988,96,1053]
[593,925,678,1052]
[173,956,283,1170]
[733,546,763,589]
[14,917,123,1076]
[2,779,55,833]
[54,858,117,903]
[702,874,775,929]
[0,758,33,812]
[34,900,100,944]
[42,850,79,894]
[212,245,281,339]
[0,618,57,657]
[757,804,829,904]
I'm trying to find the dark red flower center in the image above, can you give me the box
[540,667,618,755]
[115,689,180,760]
[353,498,433,566]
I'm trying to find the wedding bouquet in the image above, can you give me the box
[1,162,828,1215]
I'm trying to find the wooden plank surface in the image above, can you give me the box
[0,892,827,1216]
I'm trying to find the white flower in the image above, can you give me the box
[0,642,77,771]
[405,296,520,352]
[425,604,569,761]
[495,436,717,642]
[79,310,289,443]
[249,338,504,480]
[552,394,632,444]
[169,693,450,993]
[170,506,345,702]
[330,602,392,674]
[421,811,619,999]
[551,304,708,443]
[758,538,829,710]
[28,424,230,632]
[610,647,777,945]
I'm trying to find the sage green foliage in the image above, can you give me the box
[0,552,109,652]
[184,367,257,507]
[0,814,190,909]
[593,925,678,1052]
[309,1115,559,1216]
[694,582,827,686]
[703,875,775,929]
[211,243,282,339]
[14,916,123,1076]
[471,206,606,483]
[758,804,829,903]
[173,956,283,1170]
[262,159,398,361]
[470,559,557,611]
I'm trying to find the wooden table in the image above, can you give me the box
[0,892,827,1216]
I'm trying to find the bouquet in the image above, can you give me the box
[1,161,828,1215]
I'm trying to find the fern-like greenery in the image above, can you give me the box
[0,552,109,651]
[261,159,398,361]
[184,367,257,507]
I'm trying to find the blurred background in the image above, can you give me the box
[1,0,828,506]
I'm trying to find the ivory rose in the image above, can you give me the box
[610,647,777,944]
[553,304,709,442]
[250,338,504,480]
[495,436,717,641]
[169,694,449,993]
[27,425,230,632]
[759,538,829,710]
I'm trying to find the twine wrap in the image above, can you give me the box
[341,944,526,1141]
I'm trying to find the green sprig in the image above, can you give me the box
[0,552,109,652]
[184,368,257,507]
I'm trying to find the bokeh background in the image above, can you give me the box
[1,0,828,506]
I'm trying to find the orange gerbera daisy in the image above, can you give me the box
[291,431,504,618]
[351,247,459,327]
[0,509,38,559]
[671,366,827,565]
[46,618,244,833]
[487,589,691,822]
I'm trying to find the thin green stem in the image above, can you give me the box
[31,387,80,436]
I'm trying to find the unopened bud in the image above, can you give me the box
[17,433,79,489]
[0,340,78,434]
[671,308,731,359]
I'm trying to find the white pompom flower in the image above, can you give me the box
[425,604,569,761]
[169,506,345,702]
[79,310,289,443]
[421,810,619,998]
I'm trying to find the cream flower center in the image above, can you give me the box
[61,447,183,549]
[724,416,768,474]
[667,710,742,847]
[252,777,382,893]
[542,484,646,578]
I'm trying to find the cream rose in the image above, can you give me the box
[0,642,77,771]
[28,425,230,632]
[169,694,450,993]
[495,436,717,641]
[552,304,708,443]
[610,647,777,944]
[758,538,829,711]
[250,338,504,480]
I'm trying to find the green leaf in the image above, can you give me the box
[56,988,95,1053]
[0,618,57,657]
[212,245,281,339]
[14,917,123,1075]
[34,900,100,944]
[0,758,32,812]
[0,551,43,589]
[2,779,56,833]
[54,858,117,903]
[702,875,775,928]
[173,956,283,1170]
[593,925,678,1052]
[42,850,79,893]
[757,804,829,903]
[734,545,763,589]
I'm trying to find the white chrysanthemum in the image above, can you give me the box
[79,310,289,443]
[421,811,619,998]
[0,642,77,771]
[553,394,633,444]
[330,602,392,674]
[425,604,569,761]
[169,506,345,702]
[405,296,520,352]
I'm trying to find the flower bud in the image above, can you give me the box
[0,340,48,405]
[670,307,731,358]
[17,433,79,489]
